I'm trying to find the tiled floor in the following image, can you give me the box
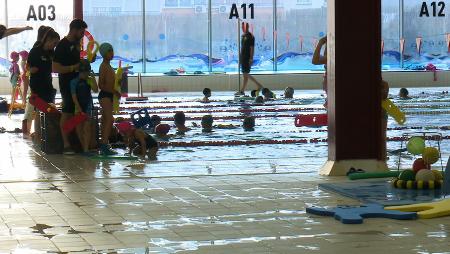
[0,111,450,254]
[0,131,450,253]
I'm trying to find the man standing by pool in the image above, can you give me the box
[53,19,88,155]
[235,22,263,96]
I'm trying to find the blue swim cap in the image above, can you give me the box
[99,42,113,57]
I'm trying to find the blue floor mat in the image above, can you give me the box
[319,180,447,206]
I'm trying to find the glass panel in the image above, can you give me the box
[0,0,7,76]
[276,0,327,71]
[145,0,209,73]
[403,0,449,70]
[1,0,72,75]
[382,0,400,70]
[211,1,274,73]
[84,0,143,72]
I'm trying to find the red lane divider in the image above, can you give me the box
[108,103,312,110]
[158,135,450,147]
[116,114,299,121]
[113,107,324,115]
[159,139,311,147]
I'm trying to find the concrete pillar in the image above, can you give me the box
[74,0,83,20]
[320,0,387,176]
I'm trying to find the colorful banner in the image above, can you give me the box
[286,32,290,50]
[299,35,304,52]
[416,37,422,55]
[447,33,450,53]
[312,38,318,50]
[400,38,405,55]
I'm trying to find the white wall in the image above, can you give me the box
[0,71,448,95]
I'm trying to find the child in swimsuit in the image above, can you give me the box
[98,43,120,155]
[116,121,159,160]
[70,59,98,155]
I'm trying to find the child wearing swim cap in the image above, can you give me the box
[174,111,191,133]
[115,121,159,160]
[262,88,275,100]
[284,87,294,99]
[243,116,255,131]
[98,42,120,155]
[154,124,172,139]
[202,88,211,103]
[70,59,98,155]
[201,115,213,132]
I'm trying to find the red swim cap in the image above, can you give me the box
[155,124,170,135]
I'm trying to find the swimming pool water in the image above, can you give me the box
[99,87,450,177]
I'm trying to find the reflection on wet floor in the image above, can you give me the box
[0,89,450,253]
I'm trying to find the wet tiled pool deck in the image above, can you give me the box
[0,133,449,254]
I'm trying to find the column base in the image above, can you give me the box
[319,159,388,176]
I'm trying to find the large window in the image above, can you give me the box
[0,1,7,75]
[276,0,326,71]
[382,0,400,69]
[211,1,274,73]
[403,0,449,69]
[84,0,144,73]
[0,1,449,76]
[0,0,72,76]
[144,0,209,73]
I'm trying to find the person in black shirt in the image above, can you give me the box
[0,24,33,39]
[53,19,89,155]
[28,29,60,141]
[236,23,263,96]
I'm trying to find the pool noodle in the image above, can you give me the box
[113,62,123,114]
[348,171,400,180]
[382,99,406,125]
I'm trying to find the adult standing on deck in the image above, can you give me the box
[53,19,88,155]
[235,23,263,96]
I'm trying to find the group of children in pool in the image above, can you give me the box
[202,87,295,103]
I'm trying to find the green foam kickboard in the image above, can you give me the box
[91,155,139,161]
[348,171,400,180]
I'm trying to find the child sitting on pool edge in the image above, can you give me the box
[202,88,211,103]
[174,111,191,133]
[116,121,158,160]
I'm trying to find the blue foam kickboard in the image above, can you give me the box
[306,203,417,224]
[319,180,444,206]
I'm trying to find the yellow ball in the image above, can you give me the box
[416,169,436,182]
[422,147,440,165]
[431,170,443,181]
[407,137,425,155]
